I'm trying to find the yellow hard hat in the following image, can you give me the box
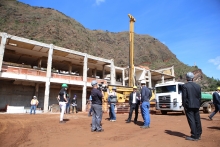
[217,87,220,90]
[133,86,137,89]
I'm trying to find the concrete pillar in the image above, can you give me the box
[43,44,53,112]
[0,33,7,72]
[171,65,174,76]
[68,63,72,74]
[94,68,97,77]
[102,65,105,79]
[110,59,116,85]
[148,70,152,88]
[37,58,42,68]
[82,54,88,112]
[122,69,125,86]
[35,83,39,98]
[161,74,164,83]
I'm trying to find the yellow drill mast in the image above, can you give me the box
[128,14,135,87]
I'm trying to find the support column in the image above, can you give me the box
[122,69,125,86]
[172,65,175,82]
[94,68,97,78]
[161,74,164,83]
[110,59,116,85]
[148,70,152,88]
[82,54,88,112]
[35,83,39,98]
[102,65,105,79]
[68,63,72,74]
[37,58,42,69]
[0,33,7,72]
[43,44,53,112]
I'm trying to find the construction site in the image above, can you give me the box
[0,11,219,147]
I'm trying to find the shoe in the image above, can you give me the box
[208,116,212,120]
[134,120,137,124]
[59,121,66,124]
[126,120,131,123]
[112,120,116,122]
[140,126,149,129]
[96,129,104,132]
[91,129,96,132]
[185,136,198,141]
[110,119,113,121]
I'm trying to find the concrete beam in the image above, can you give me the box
[87,54,112,64]
[0,33,7,72]
[44,44,54,112]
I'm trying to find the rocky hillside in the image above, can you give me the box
[0,0,217,91]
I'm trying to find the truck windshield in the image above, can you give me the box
[156,85,176,93]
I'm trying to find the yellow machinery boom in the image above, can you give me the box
[128,14,135,87]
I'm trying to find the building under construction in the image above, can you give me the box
[0,32,175,113]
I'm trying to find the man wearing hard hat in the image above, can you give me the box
[208,87,220,120]
[30,96,39,114]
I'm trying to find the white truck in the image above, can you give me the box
[155,81,213,115]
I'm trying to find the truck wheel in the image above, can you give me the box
[203,104,212,113]
[161,111,167,115]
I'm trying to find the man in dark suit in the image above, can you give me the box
[208,87,220,120]
[182,72,202,141]
[126,86,140,124]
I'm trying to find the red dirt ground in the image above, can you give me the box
[0,112,219,147]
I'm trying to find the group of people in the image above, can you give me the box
[56,72,220,141]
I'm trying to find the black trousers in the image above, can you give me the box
[128,103,139,121]
[185,108,202,139]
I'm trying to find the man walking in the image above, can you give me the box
[208,87,220,120]
[90,80,104,132]
[126,86,140,124]
[71,95,78,113]
[182,72,202,141]
[30,96,39,114]
[140,81,152,129]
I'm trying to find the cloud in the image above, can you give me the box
[95,0,105,5]
[208,56,220,70]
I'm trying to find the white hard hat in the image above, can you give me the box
[91,80,97,86]
[186,72,194,81]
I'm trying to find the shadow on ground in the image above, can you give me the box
[207,126,220,130]
[165,130,187,138]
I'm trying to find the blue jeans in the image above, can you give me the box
[209,104,220,119]
[141,101,150,126]
[30,105,36,114]
[110,104,116,120]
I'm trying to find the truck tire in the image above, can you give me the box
[203,104,212,113]
[161,110,167,115]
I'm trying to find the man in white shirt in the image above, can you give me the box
[30,96,39,114]
[126,86,140,124]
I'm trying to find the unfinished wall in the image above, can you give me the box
[0,80,85,111]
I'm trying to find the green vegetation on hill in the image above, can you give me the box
[0,0,219,91]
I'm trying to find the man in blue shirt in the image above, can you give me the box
[140,81,152,129]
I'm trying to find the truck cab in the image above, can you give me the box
[155,81,184,115]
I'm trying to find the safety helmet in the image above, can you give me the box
[33,96,37,99]
[141,80,146,84]
[74,94,77,97]
[91,80,97,86]
[61,83,68,88]
[217,87,220,90]
[112,87,117,90]
[133,86,137,89]
[186,72,194,81]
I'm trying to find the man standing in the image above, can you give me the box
[208,87,220,120]
[108,87,117,122]
[140,81,152,129]
[91,80,104,132]
[182,72,202,141]
[71,95,78,113]
[30,96,39,114]
[126,86,140,124]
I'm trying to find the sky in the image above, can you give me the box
[18,0,220,79]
